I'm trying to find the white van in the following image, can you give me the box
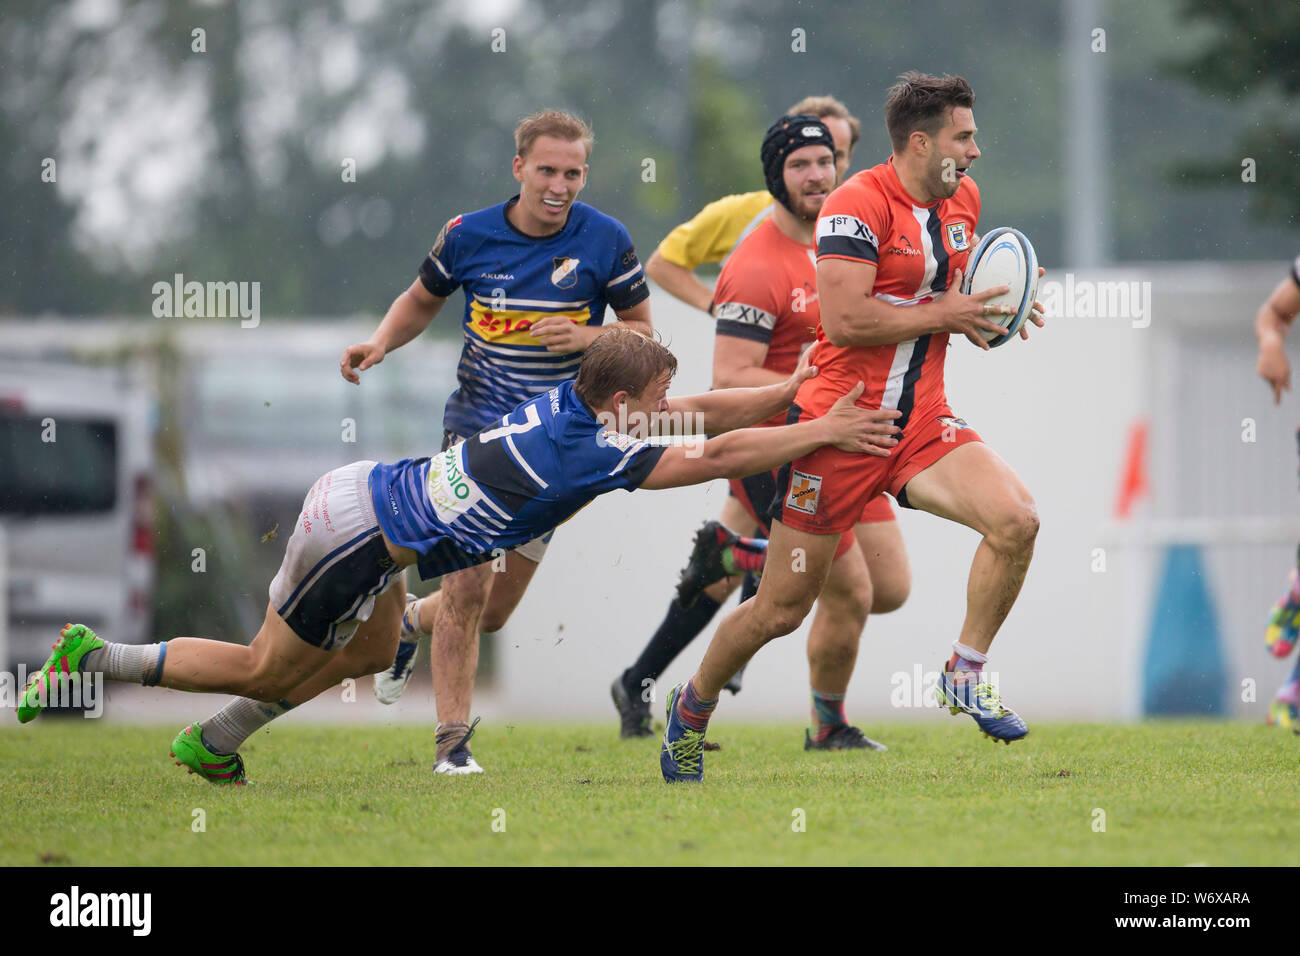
[0,361,155,672]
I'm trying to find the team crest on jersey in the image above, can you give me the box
[551,256,580,289]
[945,222,969,251]
[785,469,822,515]
[938,416,969,430]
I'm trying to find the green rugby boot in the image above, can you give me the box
[170,723,248,785]
[18,623,105,723]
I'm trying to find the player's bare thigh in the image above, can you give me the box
[750,519,841,634]
[815,534,871,612]
[901,442,1038,546]
[852,518,911,614]
[338,575,407,674]
[226,603,335,701]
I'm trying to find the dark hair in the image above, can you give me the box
[884,72,975,153]
[574,328,677,406]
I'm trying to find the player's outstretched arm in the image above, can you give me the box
[663,347,816,434]
[340,279,447,384]
[1256,276,1300,405]
[640,382,900,491]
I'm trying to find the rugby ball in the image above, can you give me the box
[960,226,1039,348]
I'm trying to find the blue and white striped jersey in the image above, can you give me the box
[369,380,665,579]
[418,197,649,436]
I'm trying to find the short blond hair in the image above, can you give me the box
[786,94,861,150]
[514,109,594,160]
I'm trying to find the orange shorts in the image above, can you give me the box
[774,402,982,537]
[728,468,894,560]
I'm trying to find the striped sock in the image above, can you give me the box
[81,642,167,685]
[200,697,295,755]
[675,678,717,731]
[403,597,429,638]
[721,536,767,575]
[811,689,847,741]
[948,642,988,675]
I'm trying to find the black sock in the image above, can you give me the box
[623,594,723,695]
[739,571,759,603]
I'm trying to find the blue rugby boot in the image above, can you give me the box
[660,682,706,783]
[937,664,1028,743]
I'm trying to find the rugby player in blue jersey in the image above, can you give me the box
[18,330,901,784]
[338,110,653,772]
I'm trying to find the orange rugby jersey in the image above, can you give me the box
[712,216,820,427]
[803,158,980,429]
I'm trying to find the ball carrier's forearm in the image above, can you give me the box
[822,294,951,348]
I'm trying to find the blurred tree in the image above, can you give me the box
[1164,0,1300,225]
[4,0,1299,322]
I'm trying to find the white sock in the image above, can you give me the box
[200,697,295,754]
[952,641,988,672]
[82,642,167,685]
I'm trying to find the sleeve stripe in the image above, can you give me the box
[816,236,879,263]
[712,301,776,329]
[609,263,643,286]
[430,255,451,279]
[715,319,773,344]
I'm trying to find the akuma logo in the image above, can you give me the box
[888,234,922,257]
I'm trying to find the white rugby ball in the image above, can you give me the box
[960,226,1039,348]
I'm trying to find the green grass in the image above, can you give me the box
[2,720,1296,865]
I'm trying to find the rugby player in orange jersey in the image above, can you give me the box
[617,114,902,751]
[661,73,1047,782]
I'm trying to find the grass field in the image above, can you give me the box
[2,720,1296,866]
